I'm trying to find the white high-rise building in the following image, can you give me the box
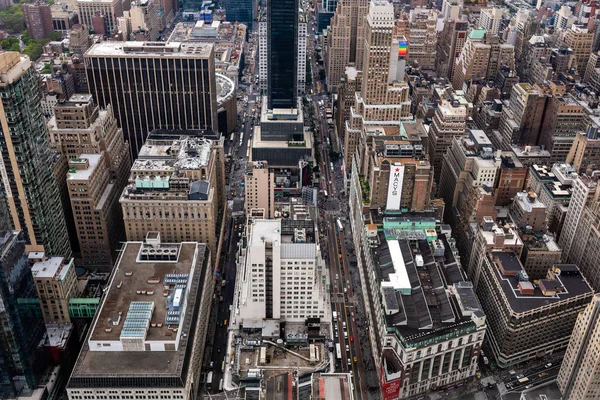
[558,294,600,400]
[478,7,504,35]
[259,21,268,91]
[236,219,329,322]
[555,6,575,29]
[297,16,307,94]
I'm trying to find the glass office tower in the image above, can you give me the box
[267,0,298,109]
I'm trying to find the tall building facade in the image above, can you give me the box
[558,25,594,76]
[538,95,585,164]
[558,294,600,400]
[427,100,467,183]
[120,132,225,262]
[343,0,412,174]
[478,8,504,35]
[325,0,369,91]
[68,154,126,270]
[0,52,71,256]
[48,94,131,268]
[85,42,218,157]
[30,254,79,323]
[245,161,275,219]
[408,8,438,70]
[258,21,268,91]
[267,0,298,108]
[222,0,253,24]
[0,231,47,399]
[23,2,53,40]
[559,174,600,291]
[237,219,329,321]
[298,13,307,95]
[77,0,124,34]
[436,20,468,80]
[497,82,548,149]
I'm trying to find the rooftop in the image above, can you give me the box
[135,137,213,170]
[375,229,484,347]
[216,73,235,103]
[67,154,102,181]
[514,191,546,212]
[488,252,592,313]
[44,322,73,349]
[85,42,213,59]
[312,373,352,400]
[89,239,205,343]
[31,256,73,281]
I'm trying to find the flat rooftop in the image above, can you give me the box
[85,41,213,59]
[31,257,72,280]
[252,128,313,149]
[69,240,208,385]
[90,241,201,342]
[67,154,102,181]
[489,252,593,313]
[313,374,352,400]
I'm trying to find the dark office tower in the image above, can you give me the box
[0,231,47,399]
[267,0,298,109]
[0,53,71,257]
[223,0,253,24]
[84,41,218,157]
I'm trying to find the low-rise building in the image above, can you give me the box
[67,233,213,400]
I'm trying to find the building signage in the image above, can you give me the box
[386,164,404,210]
[380,363,402,400]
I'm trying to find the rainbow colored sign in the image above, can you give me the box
[398,39,407,58]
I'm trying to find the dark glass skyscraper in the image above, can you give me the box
[0,231,46,398]
[223,0,254,24]
[267,0,298,109]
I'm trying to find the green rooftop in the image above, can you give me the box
[469,29,486,40]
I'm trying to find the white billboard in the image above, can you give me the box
[386,165,404,211]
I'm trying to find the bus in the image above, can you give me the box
[518,377,530,383]
[330,162,334,172]
[323,190,328,197]
[335,343,342,359]
[337,219,343,232]
[206,372,213,390]
[219,379,224,391]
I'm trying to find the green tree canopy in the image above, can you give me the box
[0,5,25,34]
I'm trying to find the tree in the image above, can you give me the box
[0,5,25,34]
[319,69,326,81]
[22,42,43,61]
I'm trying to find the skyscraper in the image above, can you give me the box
[222,0,253,24]
[558,294,600,400]
[0,52,71,256]
[267,0,298,109]
[326,0,369,91]
[85,41,218,157]
[120,132,225,262]
[0,231,47,398]
[22,2,53,40]
[48,94,130,268]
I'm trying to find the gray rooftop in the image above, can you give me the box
[489,252,593,313]
[68,241,209,388]
[85,41,213,58]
